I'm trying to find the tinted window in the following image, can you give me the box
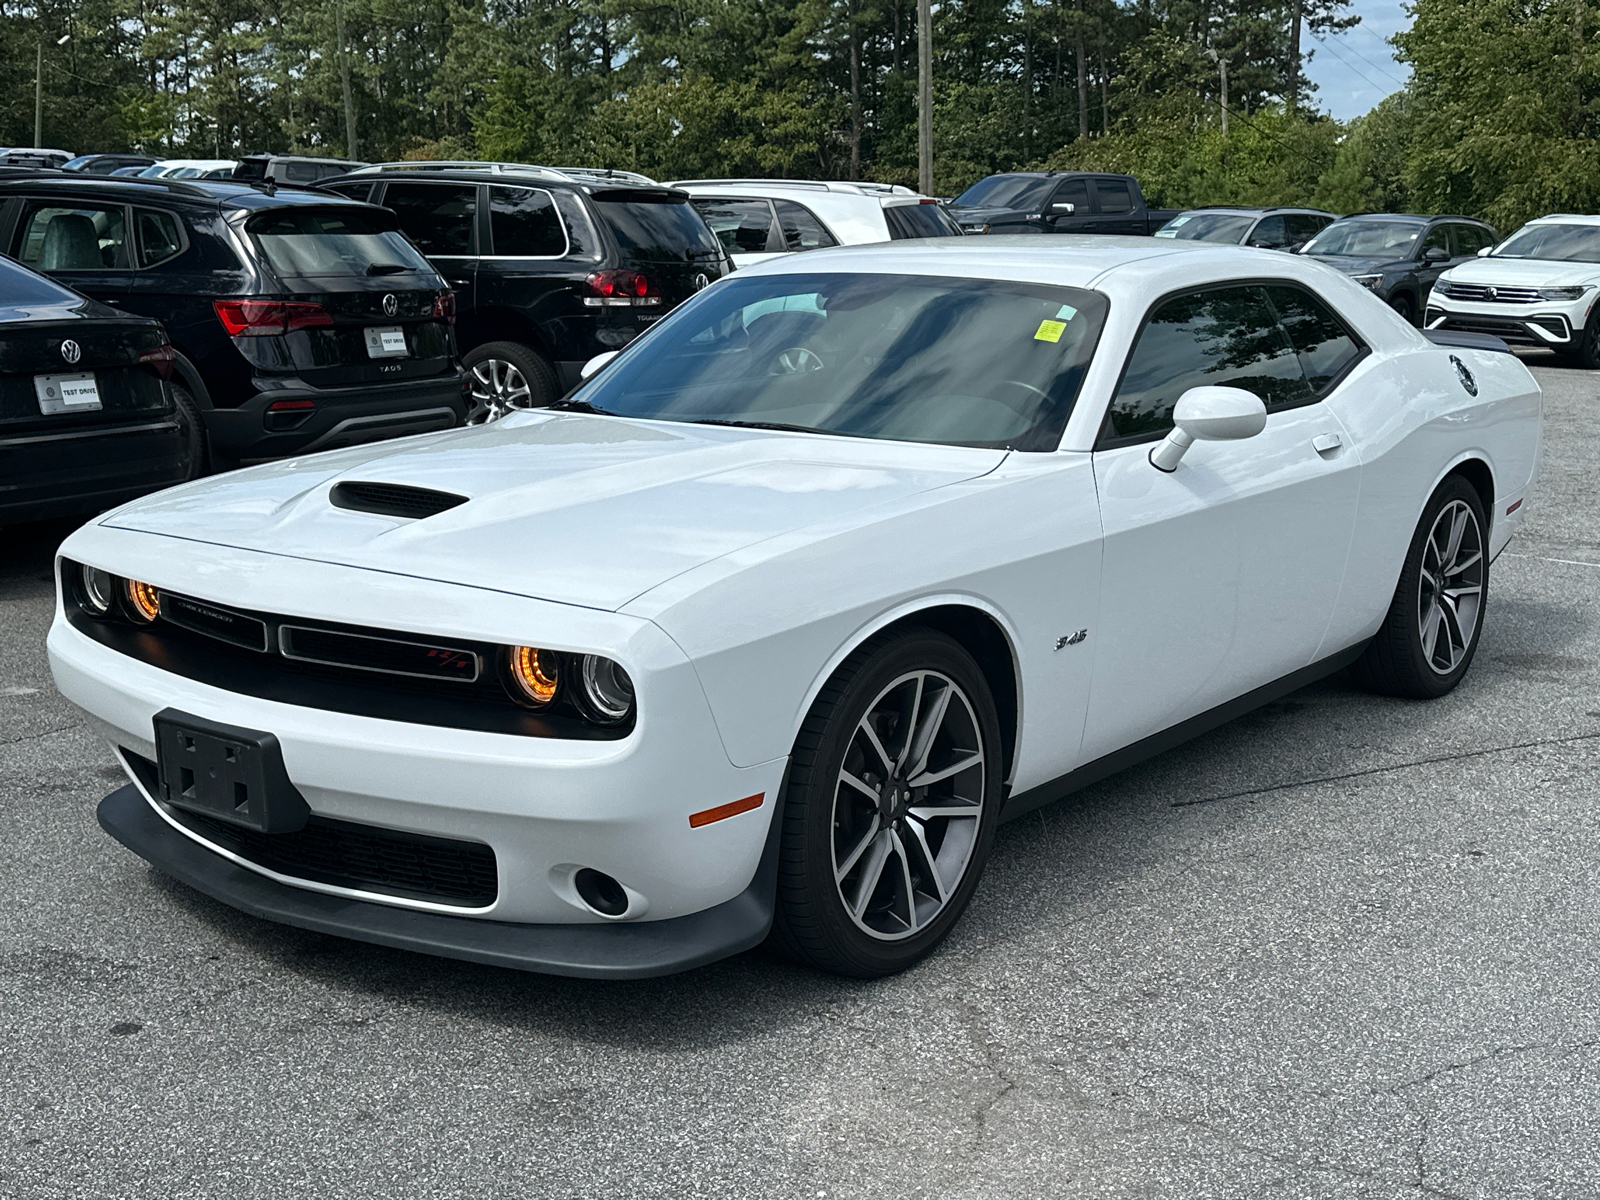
[1094,179,1134,214]
[594,195,722,261]
[248,208,433,278]
[489,186,566,256]
[283,161,321,182]
[1284,213,1329,244]
[381,182,477,256]
[0,257,82,305]
[1264,286,1363,392]
[773,200,837,251]
[136,209,184,266]
[1250,215,1288,248]
[322,182,374,203]
[577,272,1108,451]
[692,198,777,255]
[1452,224,1491,255]
[16,202,130,271]
[1108,286,1313,441]
[883,203,961,240]
[951,175,1055,211]
[1051,178,1090,214]
[1420,225,1451,258]
[1155,212,1254,242]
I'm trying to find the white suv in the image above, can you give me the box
[670,179,962,266]
[1427,213,1600,366]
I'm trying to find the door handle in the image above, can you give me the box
[1312,432,1342,456]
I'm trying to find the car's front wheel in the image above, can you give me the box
[462,341,558,424]
[1351,475,1488,698]
[770,629,1003,977]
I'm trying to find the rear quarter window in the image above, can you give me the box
[488,186,567,256]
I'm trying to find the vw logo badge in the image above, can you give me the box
[382,293,398,317]
[1451,355,1478,397]
[1484,286,1498,301]
[60,339,81,365]
[693,273,710,292]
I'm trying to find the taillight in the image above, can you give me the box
[136,342,176,380]
[432,291,456,324]
[583,270,663,308]
[213,299,334,337]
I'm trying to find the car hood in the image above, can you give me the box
[1441,257,1600,287]
[102,413,1006,612]
[1306,254,1407,275]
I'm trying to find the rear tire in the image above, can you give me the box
[1350,475,1488,698]
[462,341,558,424]
[769,629,1003,977]
[169,383,205,481]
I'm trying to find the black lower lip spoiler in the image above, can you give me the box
[98,784,778,979]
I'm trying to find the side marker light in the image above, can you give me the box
[689,793,764,829]
[1506,499,1522,515]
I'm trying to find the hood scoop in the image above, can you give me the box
[329,481,469,520]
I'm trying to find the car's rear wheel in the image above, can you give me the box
[770,629,1003,977]
[1350,475,1488,698]
[170,383,205,481]
[463,341,558,424]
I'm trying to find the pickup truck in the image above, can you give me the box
[945,171,1180,237]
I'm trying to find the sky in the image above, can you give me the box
[1301,0,1413,120]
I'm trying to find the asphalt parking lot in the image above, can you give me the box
[2,357,1596,1200]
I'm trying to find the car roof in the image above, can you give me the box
[1335,212,1490,225]
[1525,213,1600,226]
[1175,206,1335,217]
[670,178,920,197]
[0,174,382,212]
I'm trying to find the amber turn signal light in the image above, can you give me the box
[507,645,560,706]
[689,793,764,829]
[124,579,160,624]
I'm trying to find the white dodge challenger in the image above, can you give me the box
[49,239,1543,978]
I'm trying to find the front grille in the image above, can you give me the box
[168,796,497,907]
[1439,282,1542,304]
[330,481,468,519]
[278,624,482,682]
[1437,314,1566,344]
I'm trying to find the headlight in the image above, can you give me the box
[1353,274,1385,291]
[577,654,635,725]
[1537,285,1589,301]
[79,564,115,615]
[124,579,160,624]
[505,645,560,707]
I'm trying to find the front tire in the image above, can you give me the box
[462,341,558,424]
[1389,293,1417,326]
[1570,312,1600,370]
[770,630,1004,977]
[1351,476,1488,698]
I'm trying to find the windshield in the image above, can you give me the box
[249,209,432,278]
[1492,222,1600,263]
[1155,213,1255,243]
[1303,219,1422,257]
[951,175,1056,212]
[571,272,1107,451]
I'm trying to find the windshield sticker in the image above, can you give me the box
[1034,318,1067,343]
[1055,304,1078,321]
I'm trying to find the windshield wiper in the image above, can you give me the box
[693,418,828,435]
[366,263,409,275]
[545,397,616,415]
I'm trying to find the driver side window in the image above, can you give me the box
[1105,286,1313,443]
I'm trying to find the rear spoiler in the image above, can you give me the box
[1424,329,1513,354]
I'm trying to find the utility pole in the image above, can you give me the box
[917,0,932,194]
[35,34,69,147]
[1286,0,1302,112]
[337,0,359,159]
[1206,46,1229,137]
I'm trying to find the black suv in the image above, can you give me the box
[1299,213,1500,325]
[317,166,730,421]
[0,175,466,465]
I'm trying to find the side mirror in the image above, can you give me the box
[1477,246,1493,257]
[1149,386,1268,472]
[580,351,619,381]
[1423,246,1450,263]
[1050,202,1076,215]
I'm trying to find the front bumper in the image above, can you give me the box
[1424,297,1592,347]
[99,783,778,978]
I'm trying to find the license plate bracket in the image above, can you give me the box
[364,326,408,358]
[153,708,310,833]
[34,372,101,414]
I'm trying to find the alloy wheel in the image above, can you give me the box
[466,358,533,424]
[1417,498,1484,675]
[831,670,986,941]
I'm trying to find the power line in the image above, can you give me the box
[1309,30,1408,92]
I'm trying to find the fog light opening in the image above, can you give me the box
[574,868,629,917]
